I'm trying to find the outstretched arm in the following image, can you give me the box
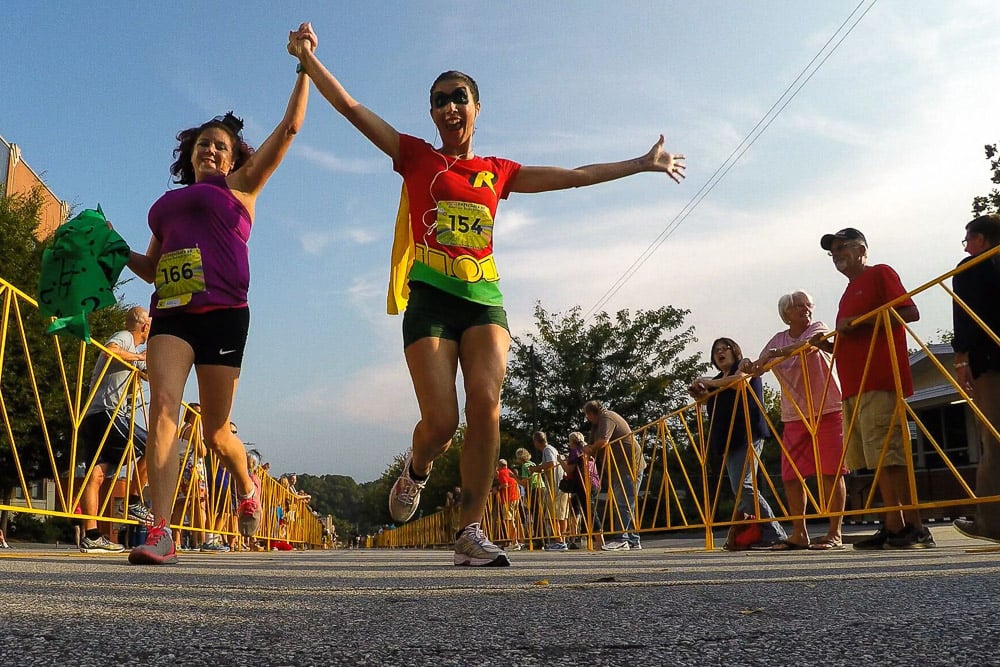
[228,30,311,198]
[510,135,685,194]
[290,23,400,162]
[127,236,161,284]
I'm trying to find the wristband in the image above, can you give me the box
[296,63,305,74]
[954,361,970,368]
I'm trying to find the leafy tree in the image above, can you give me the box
[501,302,707,452]
[971,143,1000,216]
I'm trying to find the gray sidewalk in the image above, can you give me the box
[1,526,998,666]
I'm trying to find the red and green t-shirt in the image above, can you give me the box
[393,134,521,306]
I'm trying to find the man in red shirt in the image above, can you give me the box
[812,228,932,549]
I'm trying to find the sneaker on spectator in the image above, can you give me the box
[80,535,125,554]
[200,539,230,553]
[628,541,642,550]
[128,520,177,565]
[127,502,154,526]
[509,542,524,551]
[567,540,581,550]
[954,519,1000,544]
[852,528,893,550]
[453,523,510,567]
[237,473,262,537]
[601,540,631,551]
[543,542,569,551]
[389,451,431,523]
[885,524,936,549]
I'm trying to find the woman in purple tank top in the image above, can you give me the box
[124,26,313,565]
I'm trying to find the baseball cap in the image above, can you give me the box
[820,227,867,251]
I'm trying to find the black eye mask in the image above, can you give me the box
[432,87,470,109]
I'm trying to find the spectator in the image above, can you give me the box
[582,400,644,551]
[743,291,848,550]
[202,421,242,554]
[814,227,930,549]
[78,306,153,554]
[0,528,11,549]
[951,214,1000,543]
[169,403,209,551]
[514,446,543,541]
[286,473,311,501]
[689,338,787,549]
[529,431,570,551]
[496,459,522,550]
[560,431,601,548]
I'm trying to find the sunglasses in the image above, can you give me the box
[432,87,470,109]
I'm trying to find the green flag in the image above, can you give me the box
[37,206,130,342]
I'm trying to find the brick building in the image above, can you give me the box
[1,133,69,240]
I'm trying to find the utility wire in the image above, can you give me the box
[583,0,879,320]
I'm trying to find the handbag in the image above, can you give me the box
[724,513,762,551]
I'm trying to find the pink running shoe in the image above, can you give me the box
[237,473,262,537]
[128,520,177,565]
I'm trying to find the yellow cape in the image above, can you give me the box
[386,183,414,315]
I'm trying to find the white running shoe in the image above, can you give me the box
[453,523,510,567]
[388,451,431,523]
[601,540,631,551]
[79,535,125,554]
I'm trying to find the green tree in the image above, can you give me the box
[501,302,706,452]
[971,143,1000,216]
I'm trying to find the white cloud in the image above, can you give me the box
[297,144,385,174]
[296,230,334,255]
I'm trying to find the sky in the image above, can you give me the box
[3,2,999,483]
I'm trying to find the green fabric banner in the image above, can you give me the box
[37,206,130,342]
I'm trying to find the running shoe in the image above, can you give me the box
[80,535,125,554]
[543,542,569,551]
[200,539,231,553]
[852,527,893,550]
[601,540,631,551]
[954,519,1000,544]
[388,451,431,524]
[127,501,155,526]
[128,520,177,565]
[453,523,510,567]
[885,524,936,549]
[237,473,262,537]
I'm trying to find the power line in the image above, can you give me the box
[583,0,879,320]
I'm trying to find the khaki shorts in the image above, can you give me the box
[553,490,570,521]
[842,391,909,470]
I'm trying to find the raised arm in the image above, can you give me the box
[510,135,685,194]
[290,23,400,162]
[227,34,311,199]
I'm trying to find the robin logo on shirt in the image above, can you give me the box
[469,171,497,195]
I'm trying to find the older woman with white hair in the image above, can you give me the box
[743,290,847,551]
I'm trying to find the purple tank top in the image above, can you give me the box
[147,175,252,317]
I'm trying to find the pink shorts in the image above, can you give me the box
[780,411,848,482]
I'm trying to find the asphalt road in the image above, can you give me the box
[1,526,998,666]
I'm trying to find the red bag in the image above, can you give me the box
[724,514,762,551]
